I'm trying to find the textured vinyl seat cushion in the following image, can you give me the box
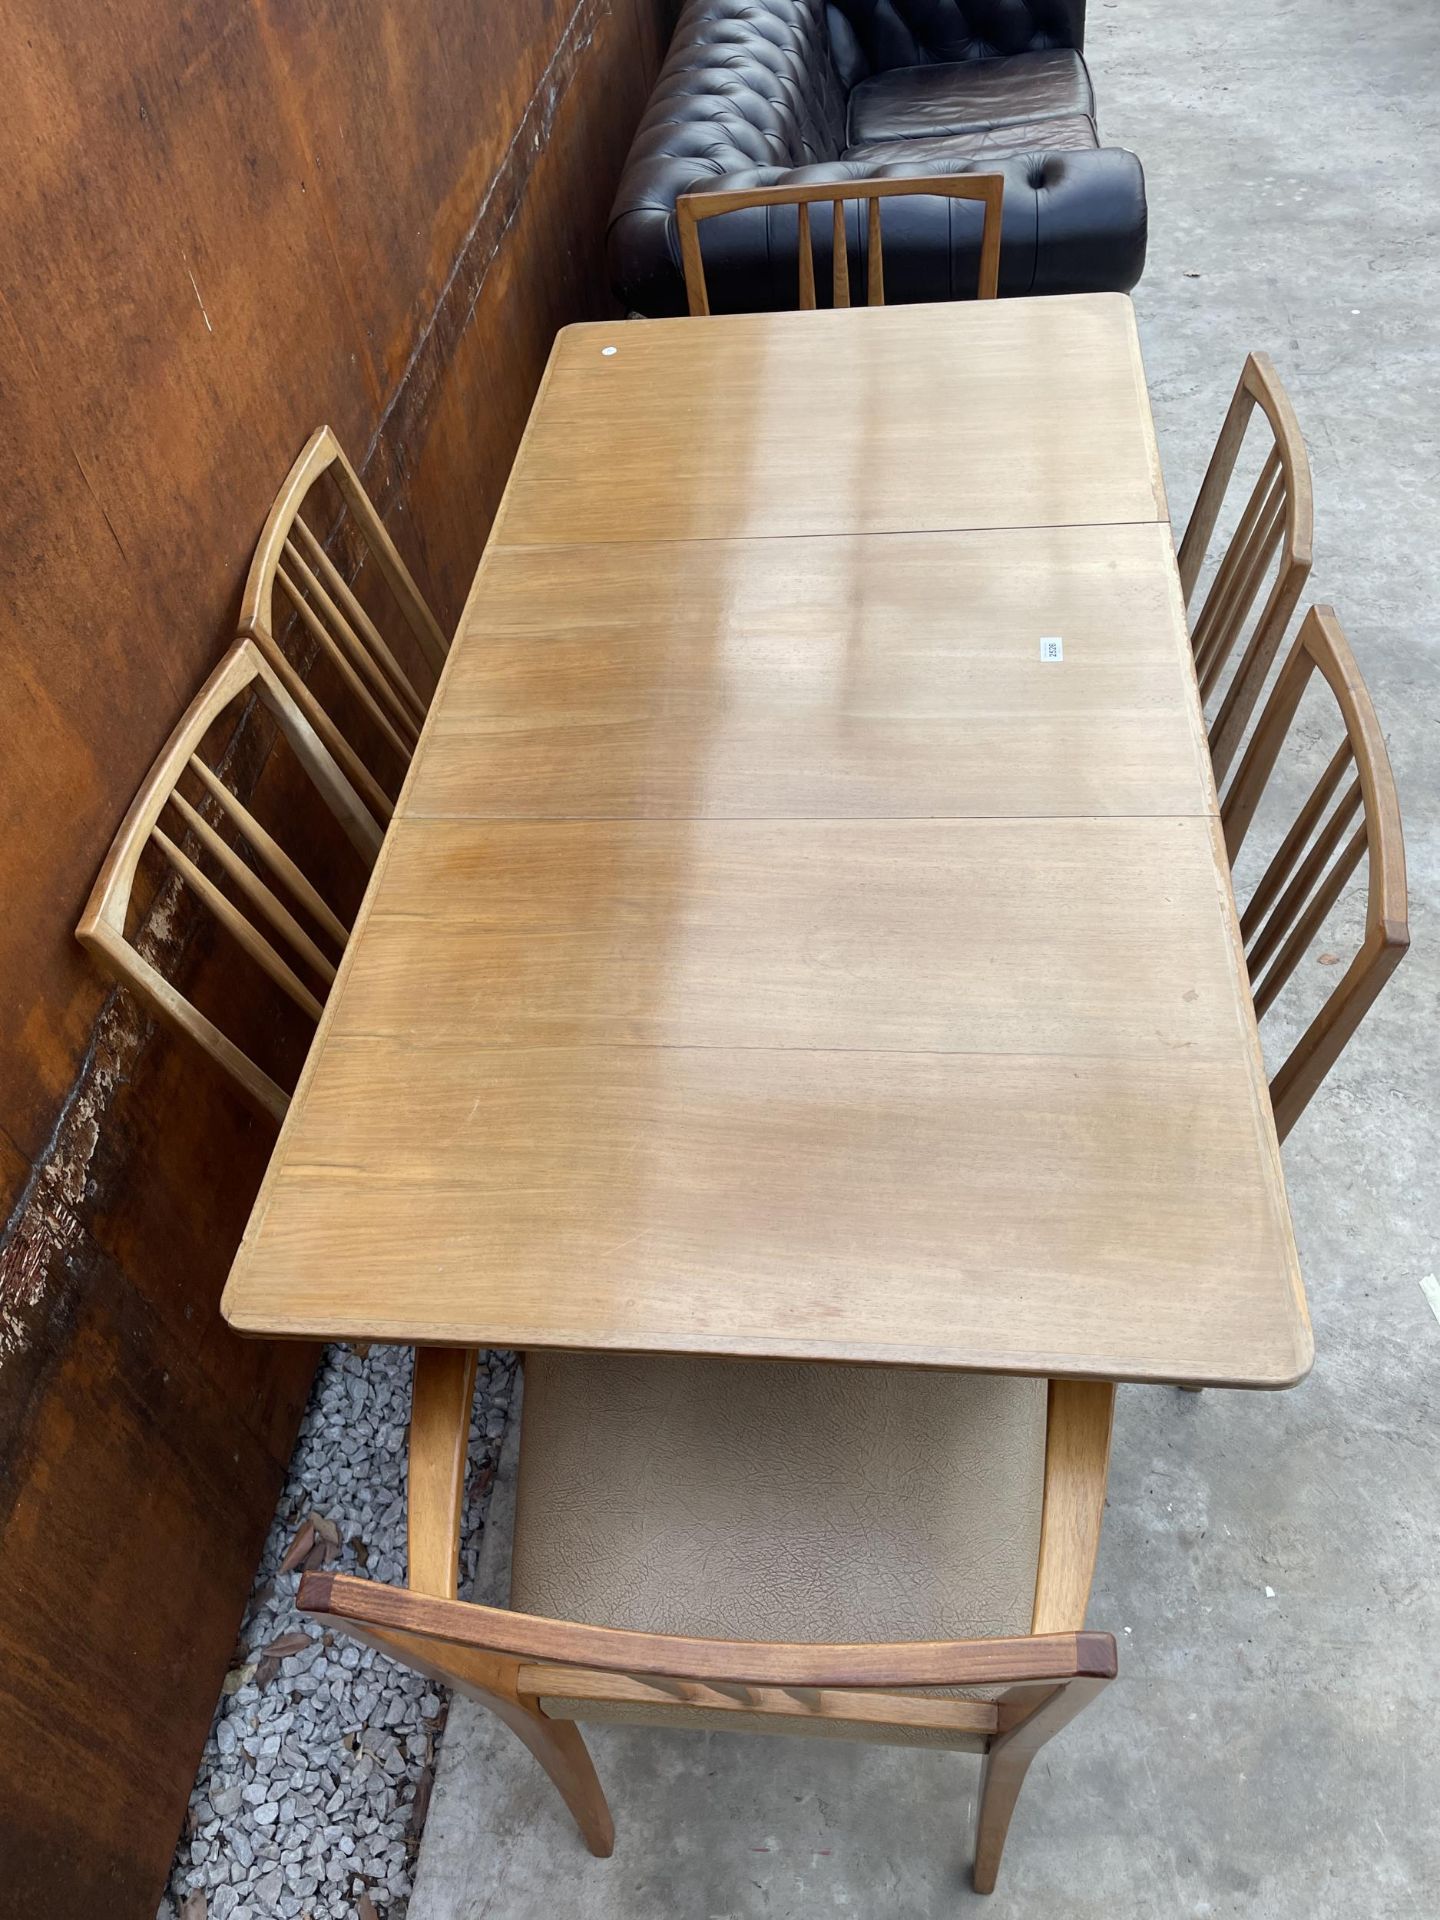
[846,109,1097,169]
[510,1354,1046,1745]
[847,47,1094,146]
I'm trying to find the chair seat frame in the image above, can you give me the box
[302,1360,1115,1892]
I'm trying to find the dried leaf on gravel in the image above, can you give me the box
[406,1764,435,1841]
[179,1893,207,1920]
[279,1518,317,1574]
[221,1660,257,1695]
[358,1894,381,1920]
[263,1630,313,1660]
[311,1512,341,1547]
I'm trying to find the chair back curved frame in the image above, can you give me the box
[1176,352,1313,782]
[77,637,383,1122]
[302,1373,1115,1893]
[677,174,1004,317]
[1222,605,1408,1141]
[239,426,449,825]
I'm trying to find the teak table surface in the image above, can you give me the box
[223,295,1310,1389]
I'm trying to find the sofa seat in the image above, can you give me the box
[510,1351,1047,1745]
[847,48,1095,147]
[848,110,1098,170]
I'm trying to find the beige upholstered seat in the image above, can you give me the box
[510,1353,1047,1747]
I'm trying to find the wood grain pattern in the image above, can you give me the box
[333,816,1247,1058]
[1030,1382,1116,1634]
[510,1667,1000,1734]
[677,174,1004,315]
[229,1041,1305,1385]
[300,1571,1117,1691]
[407,1347,479,1601]
[224,297,1307,1389]
[487,296,1168,548]
[410,522,1210,822]
[0,1,672,1909]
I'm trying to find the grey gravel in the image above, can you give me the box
[157,1342,516,1920]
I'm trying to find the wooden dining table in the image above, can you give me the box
[223,293,1310,1391]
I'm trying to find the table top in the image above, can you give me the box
[223,296,1310,1389]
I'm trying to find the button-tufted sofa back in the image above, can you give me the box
[652,1,850,174]
[827,1,1085,86]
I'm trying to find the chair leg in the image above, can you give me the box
[307,1612,616,1858]
[486,1696,615,1858]
[972,1739,1036,1893]
[970,1675,1111,1893]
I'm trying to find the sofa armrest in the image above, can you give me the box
[608,145,1146,315]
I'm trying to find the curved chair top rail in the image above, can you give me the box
[1222,604,1408,1141]
[300,1570,1117,1693]
[77,637,383,1122]
[1177,351,1314,781]
[239,426,449,824]
[676,173,1004,317]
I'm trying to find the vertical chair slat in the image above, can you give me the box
[277,560,416,763]
[188,754,353,944]
[1180,354,1313,774]
[1190,447,1282,672]
[290,514,430,728]
[167,788,339,986]
[1219,606,1408,1138]
[866,198,882,305]
[674,174,1004,317]
[832,200,850,307]
[76,639,381,1121]
[1238,738,1353,942]
[282,541,422,748]
[1245,779,1363,983]
[238,424,449,818]
[151,824,326,1021]
[1252,823,1368,1019]
[796,202,815,309]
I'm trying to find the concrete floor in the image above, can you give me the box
[408,2,1440,1914]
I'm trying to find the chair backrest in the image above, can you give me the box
[77,638,383,1122]
[1176,352,1313,782]
[676,174,1004,317]
[239,426,449,826]
[1221,606,1408,1142]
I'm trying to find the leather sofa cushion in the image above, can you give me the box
[846,109,1098,168]
[511,1351,1046,1654]
[848,47,1094,145]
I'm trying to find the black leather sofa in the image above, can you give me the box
[608,0,1147,314]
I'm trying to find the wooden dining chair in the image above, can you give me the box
[1176,353,1314,783]
[76,638,383,1123]
[676,174,1004,317]
[1221,605,1408,1143]
[302,1356,1116,1893]
[240,426,450,828]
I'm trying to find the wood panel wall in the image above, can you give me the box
[0,2,672,1912]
